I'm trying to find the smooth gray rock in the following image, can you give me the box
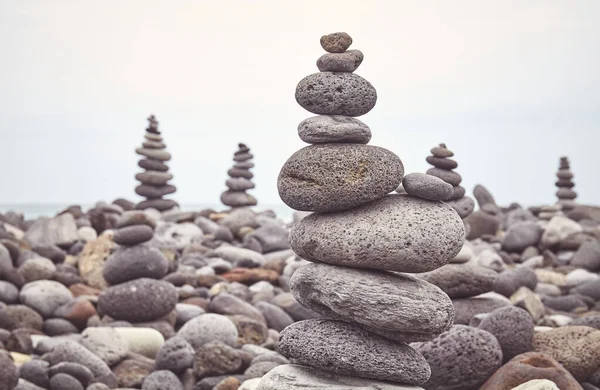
[43,318,78,336]
[141,370,183,390]
[19,257,56,282]
[19,280,73,318]
[155,337,195,374]
[494,267,538,297]
[138,158,169,172]
[278,144,403,212]
[176,313,238,350]
[47,341,113,382]
[292,263,453,342]
[473,184,499,212]
[317,50,364,72]
[426,168,462,186]
[103,246,168,285]
[47,362,93,387]
[270,293,321,321]
[402,173,454,201]
[414,325,503,390]
[24,214,78,248]
[295,72,377,116]
[228,168,253,179]
[209,293,265,323]
[80,327,129,366]
[416,264,497,299]
[116,211,157,229]
[211,246,265,267]
[135,171,173,186]
[221,191,258,207]
[0,352,19,389]
[426,156,458,170]
[572,280,600,300]
[502,221,543,252]
[48,373,83,390]
[225,178,255,191]
[478,306,534,362]
[18,360,49,388]
[320,32,352,53]
[290,194,464,272]
[257,364,424,390]
[452,297,510,325]
[135,184,176,199]
[431,146,453,157]
[135,148,171,161]
[298,115,371,144]
[279,319,431,385]
[247,224,289,253]
[136,199,178,211]
[446,196,475,219]
[571,240,600,271]
[98,278,177,322]
[254,301,294,332]
[112,225,154,246]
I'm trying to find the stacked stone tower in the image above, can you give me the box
[426,143,474,224]
[220,143,257,208]
[556,156,577,208]
[259,32,465,388]
[134,115,178,211]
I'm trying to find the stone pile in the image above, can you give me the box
[221,143,258,208]
[556,156,577,209]
[261,32,466,389]
[135,115,178,212]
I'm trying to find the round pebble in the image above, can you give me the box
[320,32,352,53]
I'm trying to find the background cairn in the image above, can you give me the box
[220,143,258,208]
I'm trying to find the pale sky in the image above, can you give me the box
[1,0,599,208]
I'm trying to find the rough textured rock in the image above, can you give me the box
[320,32,353,53]
[278,144,403,212]
[47,340,114,382]
[494,267,538,297]
[415,325,503,390]
[295,72,377,117]
[155,337,195,374]
[102,246,168,285]
[478,306,535,362]
[279,319,431,385]
[452,297,510,325]
[176,314,238,350]
[291,263,453,342]
[317,50,364,73]
[290,194,464,272]
[141,370,183,390]
[402,173,454,201]
[297,115,371,144]
[416,264,497,299]
[193,341,252,379]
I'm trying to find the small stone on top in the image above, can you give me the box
[320,32,352,53]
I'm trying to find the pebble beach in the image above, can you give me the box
[1,30,599,390]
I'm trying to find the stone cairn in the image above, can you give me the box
[134,115,178,212]
[556,156,577,208]
[220,143,257,208]
[259,32,465,389]
[426,143,474,230]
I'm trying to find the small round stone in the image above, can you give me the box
[450,185,466,200]
[426,168,462,186]
[426,156,458,170]
[227,168,253,179]
[278,144,403,213]
[103,246,168,284]
[320,32,352,53]
[295,72,377,117]
[20,280,73,318]
[478,306,535,362]
[298,115,371,144]
[49,373,84,390]
[135,171,173,186]
[141,370,183,390]
[112,225,154,246]
[317,50,364,72]
[556,170,573,180]
[135,184,176,199]
[402,173,454,201]
[176,313,238,350]
[138,158,169,172]
[556,188,577,200]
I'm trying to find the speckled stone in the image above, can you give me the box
[417,263,497,299]
[295,72,377,117]
[297,115,371,144]
[320,32,352,53]
[279,319,431,385]
[278,144,403,212]
[291,263,453,342]
[446,196,475,219]
[402,173,454,201]
[290,194,464,272]
[317,50,364,72]
[478,306,534,362]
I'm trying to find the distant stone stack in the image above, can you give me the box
[259,32,465,389]
[426,144,475,226]
[134,115,178,212]
[220,143,258,208]
[556,156,577,209]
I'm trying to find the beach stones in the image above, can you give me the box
[221,143,258,208]
[278,145,403,212]
[291,263,454,342]
[478,306,535,362]
[317,50,364,73]
[320,32,352,52]
[264,32,465,388]
[290,194,464,272]
[402,173,454,201]
[415,325,503,390]
[0,351,18,389]
[134,115,178,211]
[279,319,431,384]
[102,246,168,285]
[416,263,497,299]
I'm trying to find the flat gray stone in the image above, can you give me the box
[80,327,129,366]
[228,168,253,179]
[320,32,352,53]
[176,313,238,350]
[478,306,535,362]
[298,115,371,144]
[493,267,538,297]
[138,159,169,172]
[221,191,257,207]
[116,211,156,229]
[317,50,364,72]
[142,141,165,149]
[291,263,454,342]
[290,194,464,272]
[136,199,178,211]
[279,319,431,385]
[135,171,173,186]
[278,144,403,212]
[426,156,457,170]
[402,173,454,201]
[416,264,497,299]
[135,184,176,198]
[426,168,462,186]
[295,72,377,117]
[430,145,454,158]
[446,196,475,219]
[257,364,424,389]
[103,246,168,285]
[47,340,113,381]
[112,225,154,246]
[226,178,255,191]
[135,148,171,161]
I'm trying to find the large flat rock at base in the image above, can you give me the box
[257,364,425,389]
[290,194,464,272]
[291,263,454,342]
[279,319,431,385]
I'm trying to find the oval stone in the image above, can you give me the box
[136,199,178,211]
[320,32,352,53]
[295,72,377,117]
[135,148,171,161]
[446,196,475,219]
[291,263,454,342]
[402,173,454,201]
[103,246,168,285]
[138,159,169,172]
[316,50,364,73]
[135,184,176,199]
[112,225,154,246]
[221,191,257,207]
[278,145,403,213]
[135,171,173,186]
[416,264,498,299]
[290,194,465,272]
[98,278,177,322]
[426,156,458,170]
[279,319,431,385]
[426,168,462,186]
[297,115,371,144]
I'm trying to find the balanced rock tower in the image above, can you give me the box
[258,32,465,389]
[556,156,577,208]
[220,143,258,208]
[134,115,178,212]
